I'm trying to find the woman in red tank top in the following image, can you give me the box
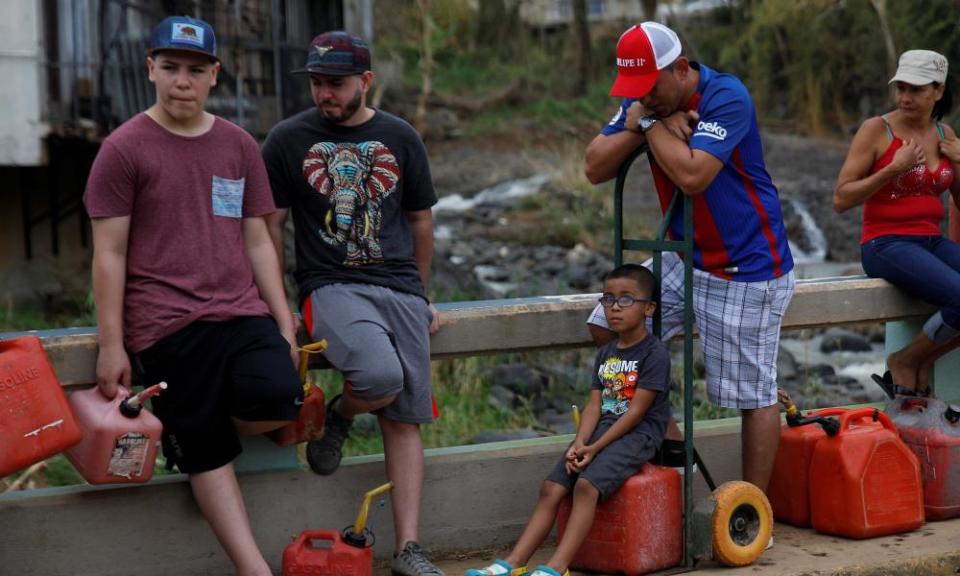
[834,50,960,397]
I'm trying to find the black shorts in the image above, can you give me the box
[134,316,302,474]
[545,417,657,501]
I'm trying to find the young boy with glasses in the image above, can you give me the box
[464,264,671,576]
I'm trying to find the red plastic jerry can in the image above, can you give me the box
[65,384,164,484]
[556,463,682,576]
[0,335,83,477]
[809,407,924,538]
[271,384,326,447]
[768,407,846,527]
[283,530,372,576]
[886,397,960,520]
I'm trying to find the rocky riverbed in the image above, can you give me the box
[424,130,891,440]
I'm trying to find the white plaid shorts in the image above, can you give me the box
[589,252,795,409]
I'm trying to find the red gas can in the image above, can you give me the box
[886,397,960,520]
[556,463,682,576]
[768,407,846,527]
[809,407,924,538]
[0,335,83,477]
[65,384,164,484]
[271,384,326,447]
[282,530,371,576]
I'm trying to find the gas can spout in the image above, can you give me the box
[778,388,839,436]
[343,482,394,547]
[120,382,167,418]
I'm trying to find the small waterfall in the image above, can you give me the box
[788,198,827,264]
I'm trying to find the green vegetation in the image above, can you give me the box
[695,0,960,133]
[306,351,591,458]
[15,0,943,487]
[380,0,960,137]
[0,289,97,332]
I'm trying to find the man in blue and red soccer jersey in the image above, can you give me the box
[584,22,795,506]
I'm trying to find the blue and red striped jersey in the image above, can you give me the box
[601,63,793,282]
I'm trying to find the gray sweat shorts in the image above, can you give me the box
[545,416,657,501]
[307,283,434,423]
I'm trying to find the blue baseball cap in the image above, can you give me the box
[292,31,371,76]
[149,16,219,62]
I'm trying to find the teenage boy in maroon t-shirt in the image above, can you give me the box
[83,16,300,575]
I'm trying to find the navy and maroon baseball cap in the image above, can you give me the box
[293,31,371,76]
[148,16,219,62]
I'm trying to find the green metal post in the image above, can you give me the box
[613,148,697,570]
[682,194,695,568]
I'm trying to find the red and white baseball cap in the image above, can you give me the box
[610,22,682,98]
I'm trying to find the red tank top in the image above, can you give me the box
[861,120,954,244]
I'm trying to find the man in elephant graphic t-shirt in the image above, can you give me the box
[262,31,444,576]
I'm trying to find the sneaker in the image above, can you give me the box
[465,559,526,576]
[528,566,568,576]
[306,394,352,475]
[392,541,445,576]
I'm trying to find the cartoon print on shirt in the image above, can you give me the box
[302,141,401,265]
[598,355,640,415]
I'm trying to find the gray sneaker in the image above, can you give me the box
[392,541,445,576]
[306,395,352,475]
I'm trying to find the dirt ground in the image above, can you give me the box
[375,519,960,576]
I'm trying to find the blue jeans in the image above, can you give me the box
[861,235,960,332]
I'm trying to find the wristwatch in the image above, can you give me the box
[637,115,658,133]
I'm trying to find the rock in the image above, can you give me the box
[469,428,542,444]
[819,329,872,353]
[474,265,510,283]
[488,384,519,410]
[541,411,574,431]
[814,395,845,408]
[536,259,566,276]
[822,374,860,390]
[549,422,577,435]
[490,364,549,397]
[806,364,836,378]
[541,365,582,391]
[565,264,592,290]
[551,396,576,413]
[778,347,799,381]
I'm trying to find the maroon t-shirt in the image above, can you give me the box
[84,113,275,353]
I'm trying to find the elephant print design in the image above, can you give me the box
[302,141,401,265]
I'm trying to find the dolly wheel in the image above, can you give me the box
[711,481,773,567]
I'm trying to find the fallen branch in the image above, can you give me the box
[4,461,47,492]
[429,79,524,115]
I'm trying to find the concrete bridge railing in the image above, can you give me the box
[0,275,948,576]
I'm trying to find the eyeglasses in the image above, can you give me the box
[598,294,651,308]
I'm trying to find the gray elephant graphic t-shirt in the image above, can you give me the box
[263,108,437,304]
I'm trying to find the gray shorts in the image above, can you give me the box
[545,416,657,501]
[307,283,434,423]
[588,252,795,409]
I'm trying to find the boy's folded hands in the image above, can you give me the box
[565,441,598,474]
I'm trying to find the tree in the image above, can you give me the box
[474,0,523,59]
[641,0,658,20]
[413,0,433,136]
[572,0,591,97]
[868,0,898,81]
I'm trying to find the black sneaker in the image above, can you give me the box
[306,394,352,475]
[391,541,445,576]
